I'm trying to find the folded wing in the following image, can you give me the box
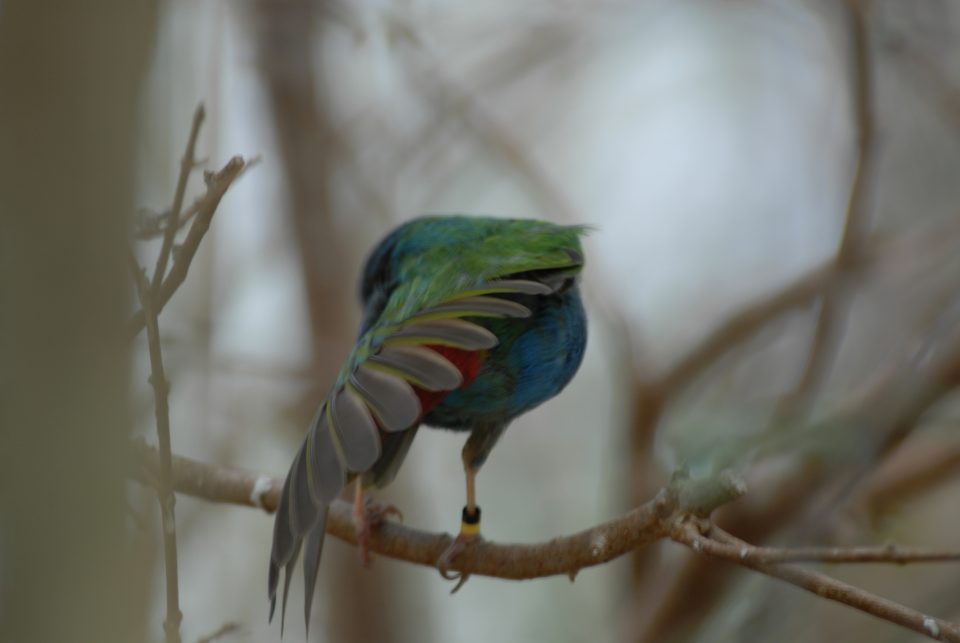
[268,279,551,633]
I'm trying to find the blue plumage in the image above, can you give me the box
[269,216,589,630]
[425,288,586,429]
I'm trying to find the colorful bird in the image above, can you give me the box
[268,215,588,631]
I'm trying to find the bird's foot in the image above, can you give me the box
[436,506,481,593]
[353,498,403,567]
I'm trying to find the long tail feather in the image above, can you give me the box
[302,508,329,635]
[280,540,300,637]
[269,406,347,634]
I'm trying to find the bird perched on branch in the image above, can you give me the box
[268,215,588,632]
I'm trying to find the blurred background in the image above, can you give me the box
[3,1,960,642]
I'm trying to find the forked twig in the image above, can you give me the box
[672,523,960,643]
[128,154,252,338]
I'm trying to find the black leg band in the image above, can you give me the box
[462,505,481,524]
[460,505,481,536]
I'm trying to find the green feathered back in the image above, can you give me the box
[339,216,588,387]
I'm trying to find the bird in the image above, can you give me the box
[268,215,588,632]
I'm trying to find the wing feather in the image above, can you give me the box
[329,387,381,471]
[411,295,531,321]
[451,278,554,298]
[268,276,568,631]
[309,409,346,503]
[288,442,319,535]
[302,510,329,634]
[388,318,497,350]
[278,540,300,636]
[367,344,464,391]
[349,365,420,432]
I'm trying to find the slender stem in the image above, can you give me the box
[783,0,876,409]
[130,254,182,643]
[713,538,960,566]
[152,104,205,295]
[128,155,252,339]
[659,261,837,392]
[672,524,960,643]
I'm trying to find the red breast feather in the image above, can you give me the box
[415,346,487,417]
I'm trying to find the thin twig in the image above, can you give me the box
[152,104,205,294]
[657,210,960,398]
[861,435,960,516]
[629,263,960,641]
[129,253,182,643]
[782,0,877,410]
[195,622,241,643]
[391,16,579,225]
[890,32,960,132]
[659,261,838,392]
[134,157,256,241]
[804,302,960,525]
[725,541,960,565]
[673,523,960,643]
[128,155,251,338]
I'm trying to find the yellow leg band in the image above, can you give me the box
[460,521,481,537]
[460,505,481,536]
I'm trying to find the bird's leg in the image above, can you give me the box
[351,478,402,567]
[437,463,481,586]
[437,423,507,588]
[465,464,478,520]
[352,479,372,566]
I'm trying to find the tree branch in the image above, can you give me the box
[672,522,960,643]
[658,261,837,392]
[152,104,205,295]
[782,0,877,410]
[719,541,960,565]
[135,446,747,580]
[133,444,960,641]
[195,622,240,643]
[861,434,960,516]
[128,155,253,339]
[130,256,182,643]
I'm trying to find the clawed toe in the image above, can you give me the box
[437,536,467,578]
[353,499,404,567]
[436,533,480,593]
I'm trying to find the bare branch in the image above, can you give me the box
[135,446,747,580]
[129,255,182,643]
[656,209,960,399]
[782,0,877,410]
[128,155,252,338]
[673,523,960,643]
[136,443,960,641]
[391,15,580,225]
[152,104,205,294]
[861,434,960,515]
[195,622,241,643]
[659,261,836,392]
[134,157,261,241]
[728,542,960,565]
